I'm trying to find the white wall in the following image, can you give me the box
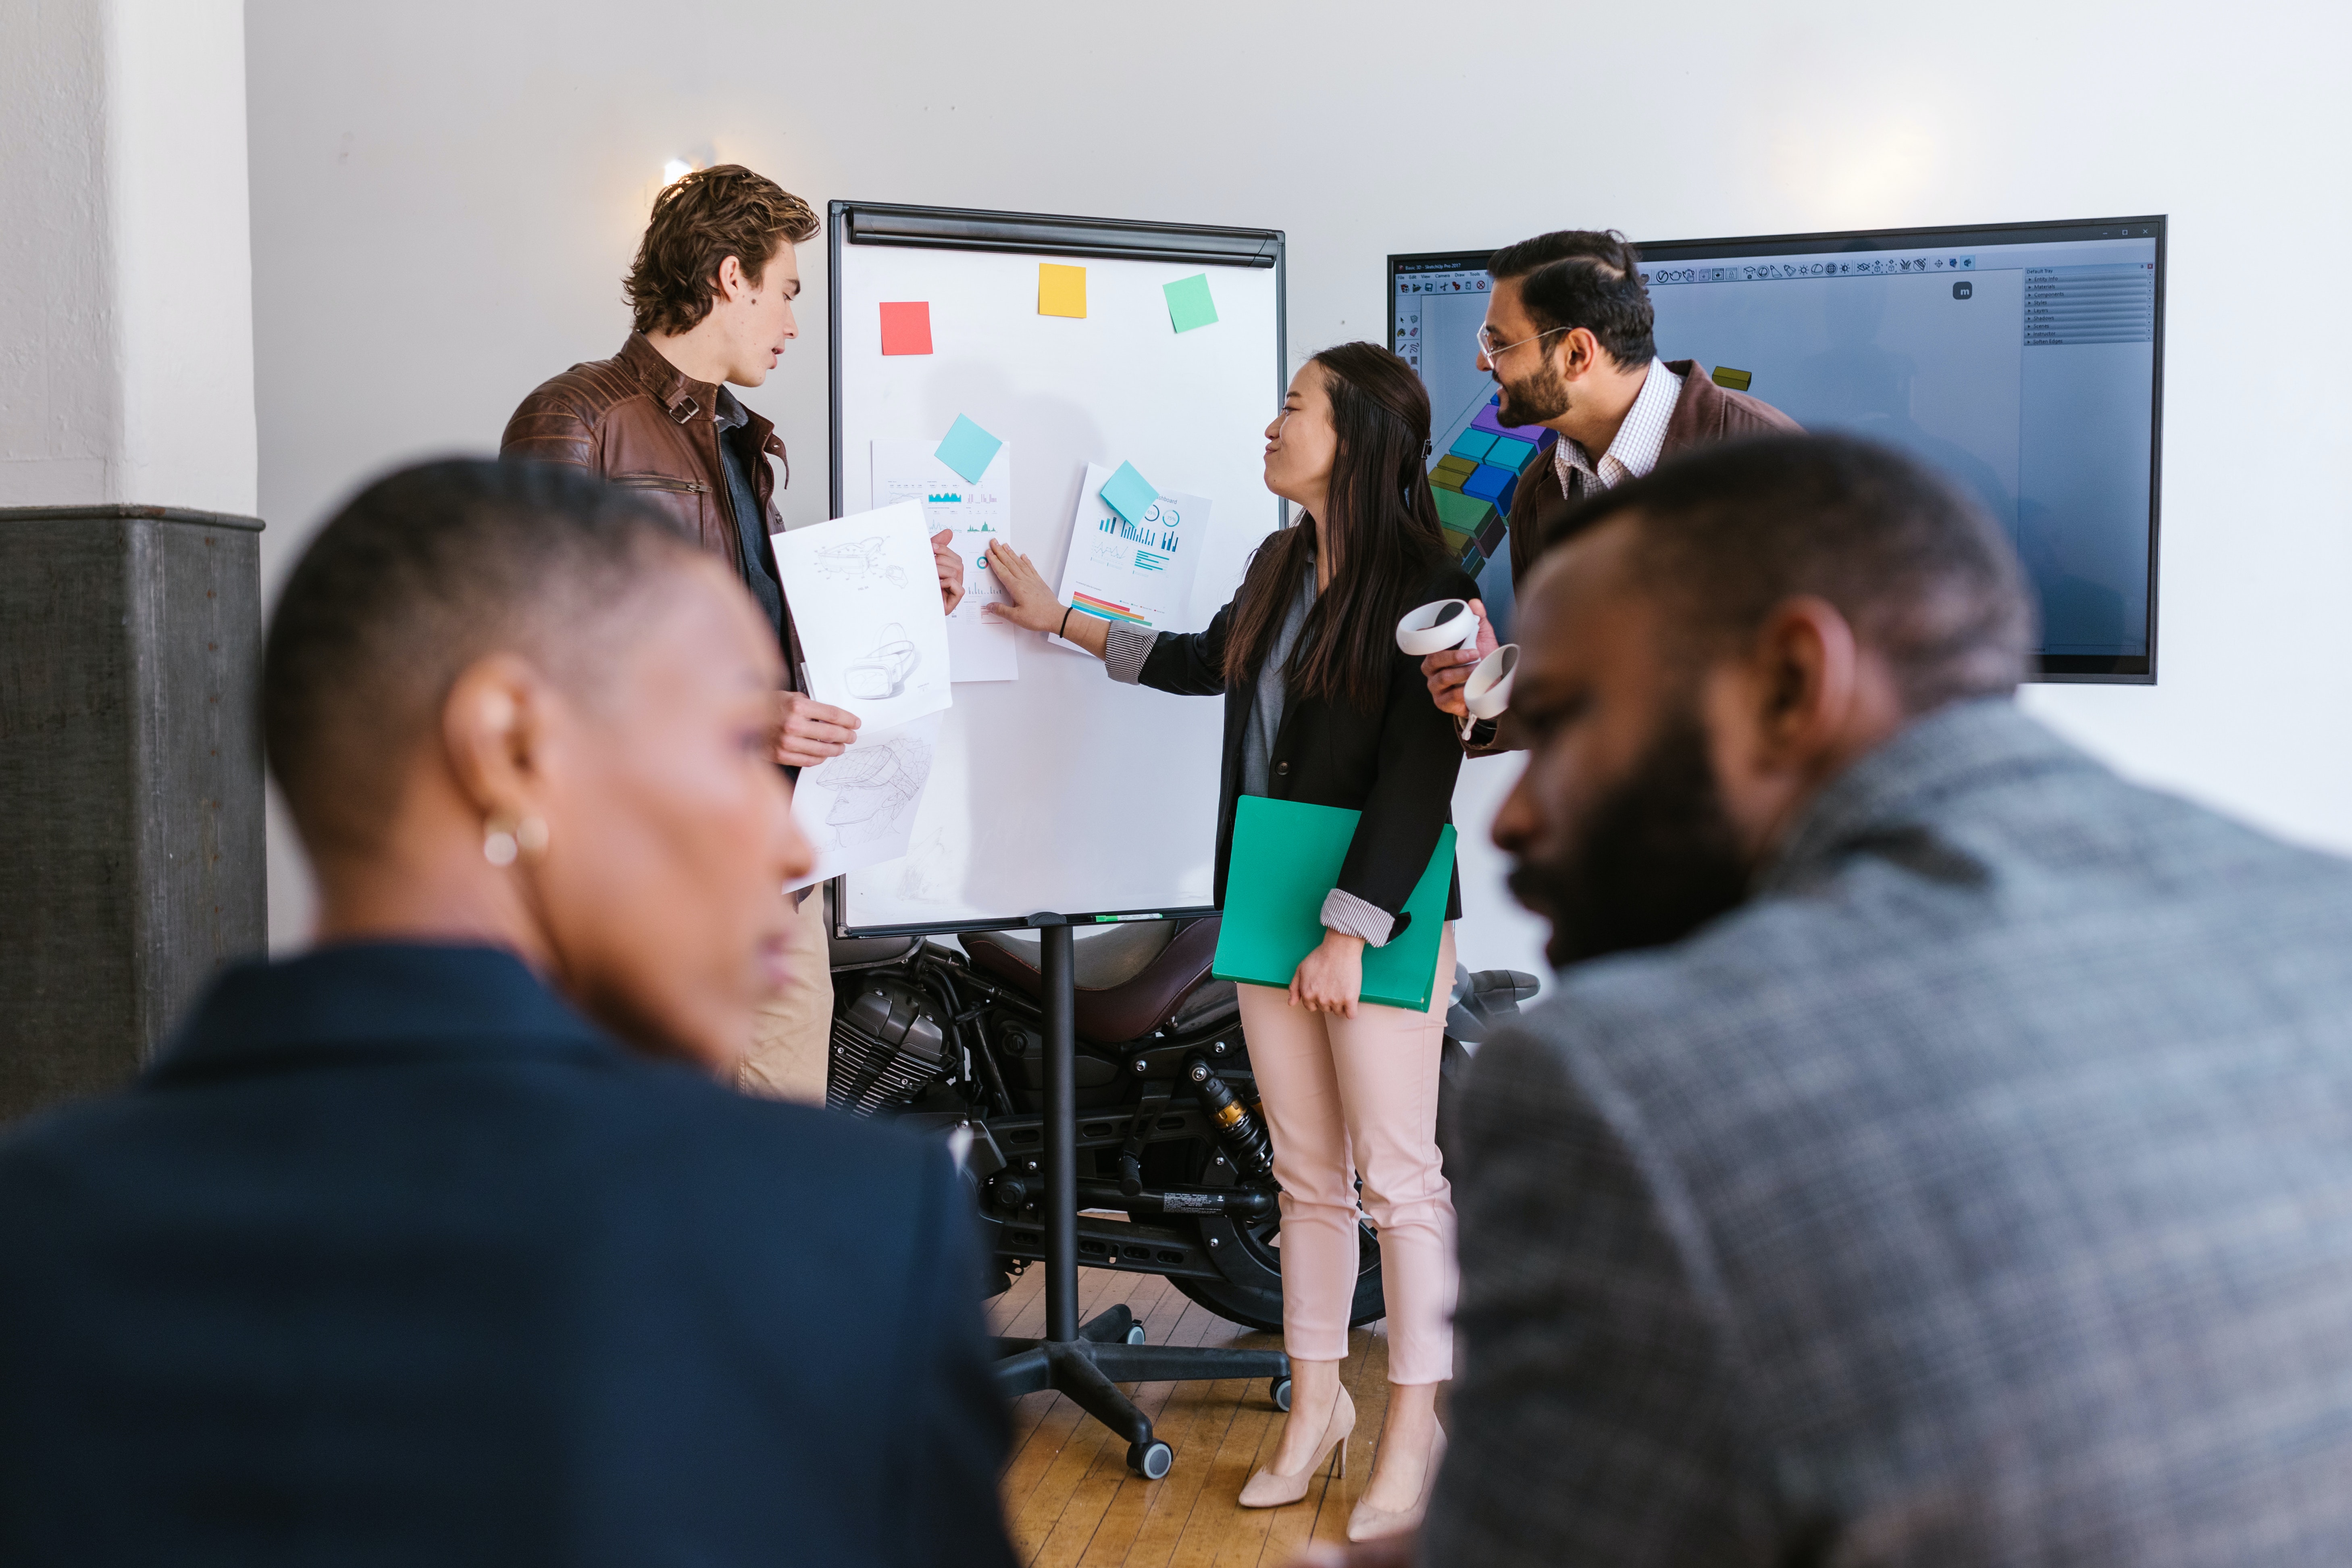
[244,0,2351,968]
[1,0,255,515]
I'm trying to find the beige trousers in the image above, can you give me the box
[1234,926,1457,1384]
[741,888,834,1104]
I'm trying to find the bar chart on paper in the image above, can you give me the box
[1049,462,1210,654]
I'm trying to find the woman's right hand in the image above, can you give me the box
[979,544,1066,633]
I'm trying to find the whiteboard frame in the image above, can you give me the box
[825,200,1287,937]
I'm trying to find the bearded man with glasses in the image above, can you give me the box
[1424,231,1798,746]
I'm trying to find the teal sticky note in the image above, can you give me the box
[1164,273,1218,333]
[935,414,1002,484]
[1099,461,1157,527]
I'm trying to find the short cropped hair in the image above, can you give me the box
[262,460,695,858]
[624,165,820,337]
[1565,435,2035,714]
[1487,229,1657,369]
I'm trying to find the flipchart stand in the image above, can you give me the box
[989,917,1290,1478]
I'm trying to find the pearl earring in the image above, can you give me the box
[483,814,549,866]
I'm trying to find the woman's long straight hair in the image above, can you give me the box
[1221,342,1449,709]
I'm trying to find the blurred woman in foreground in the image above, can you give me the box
[0,461,1017,1568]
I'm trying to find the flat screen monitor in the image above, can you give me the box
[1389,217,2166,681]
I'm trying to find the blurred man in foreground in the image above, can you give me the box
[0,462,1016,1567]
[1304,435,2352,1565]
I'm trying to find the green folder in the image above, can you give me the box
[1212,797,1456,1012]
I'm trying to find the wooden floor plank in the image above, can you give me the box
[992,1262,1417,1567]
[1071,1297,1249,1568]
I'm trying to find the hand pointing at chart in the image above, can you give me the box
[982,543,1111,658]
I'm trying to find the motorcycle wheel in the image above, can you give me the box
[1169,1211,1386,1334]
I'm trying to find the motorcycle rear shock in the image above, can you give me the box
[1184,1056,1274,1181]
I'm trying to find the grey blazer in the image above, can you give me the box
[1428,700,2352,1566]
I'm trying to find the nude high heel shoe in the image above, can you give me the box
[1237,1385,1355,1508]
[1346,1420,1445,1541]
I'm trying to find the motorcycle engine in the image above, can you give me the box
[828,977,950,1116]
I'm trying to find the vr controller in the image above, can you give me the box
[1395,599,1518,738]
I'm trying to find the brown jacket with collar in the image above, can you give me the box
[1503,358,1802,590]
[1469,360,1799,755]
[501,333,799,687]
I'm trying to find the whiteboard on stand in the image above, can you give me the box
[826,202,1286,935]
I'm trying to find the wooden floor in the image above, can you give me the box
[988,1264,1397,1567]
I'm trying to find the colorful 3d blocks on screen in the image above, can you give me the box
[1461,463,1516,512]
[1449,428,1497,465]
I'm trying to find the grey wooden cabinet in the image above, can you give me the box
[0,505,266,1121]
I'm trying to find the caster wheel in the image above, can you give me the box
[1125,1323,1148,1345]
[1271,1376,1292,1413]
[1128,1439,1174,1480]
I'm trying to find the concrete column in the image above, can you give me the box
[0,0,263,1120]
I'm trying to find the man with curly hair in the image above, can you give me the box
[504,165,967,1104]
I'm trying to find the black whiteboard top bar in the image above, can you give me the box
[838,200,1282,269]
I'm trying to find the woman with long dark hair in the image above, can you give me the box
[986,342,1473,1537]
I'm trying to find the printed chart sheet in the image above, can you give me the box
[870,438,1018,682]
[1051,462,1210,653]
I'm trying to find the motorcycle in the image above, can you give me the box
[825,905,1539,1331]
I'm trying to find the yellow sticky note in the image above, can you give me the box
[1038,263,1087,319]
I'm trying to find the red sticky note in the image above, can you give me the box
[879,301,932,356]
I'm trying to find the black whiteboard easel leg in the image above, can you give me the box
[993,916,1289,1480]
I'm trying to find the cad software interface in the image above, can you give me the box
[1392,220,2164,677]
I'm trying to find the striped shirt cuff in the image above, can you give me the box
[1103,622,1158,685]
[1320,889,1396,947]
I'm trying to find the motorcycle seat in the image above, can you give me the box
[961,917,1222,1045]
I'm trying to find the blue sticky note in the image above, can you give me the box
[935,414,1002,484]
[1099,461,1158,528]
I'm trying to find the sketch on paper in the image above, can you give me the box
[844,624,920,700]
[784,713,944,892]
[814,537,909,587]
[807,727,934,848]
[871,437,1018,682]
[770,500,951,730]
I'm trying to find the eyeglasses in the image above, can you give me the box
[1476,324,1565,363]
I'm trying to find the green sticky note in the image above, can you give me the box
[1211,798,1455,1012]
[1164,273,1218,333]
[935,414,1002,484]
[1099,461,1158,527]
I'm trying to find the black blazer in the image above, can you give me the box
[0,944,1018,1568]
[1141,560,1478,934]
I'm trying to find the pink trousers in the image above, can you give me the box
[1235,927,1457,1385]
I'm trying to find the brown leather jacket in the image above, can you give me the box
[501,333,798,681]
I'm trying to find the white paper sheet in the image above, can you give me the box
[772,500,952,729]
[783,713,944,894]
[1050,462,1211,654]
[870,438,1018,683]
